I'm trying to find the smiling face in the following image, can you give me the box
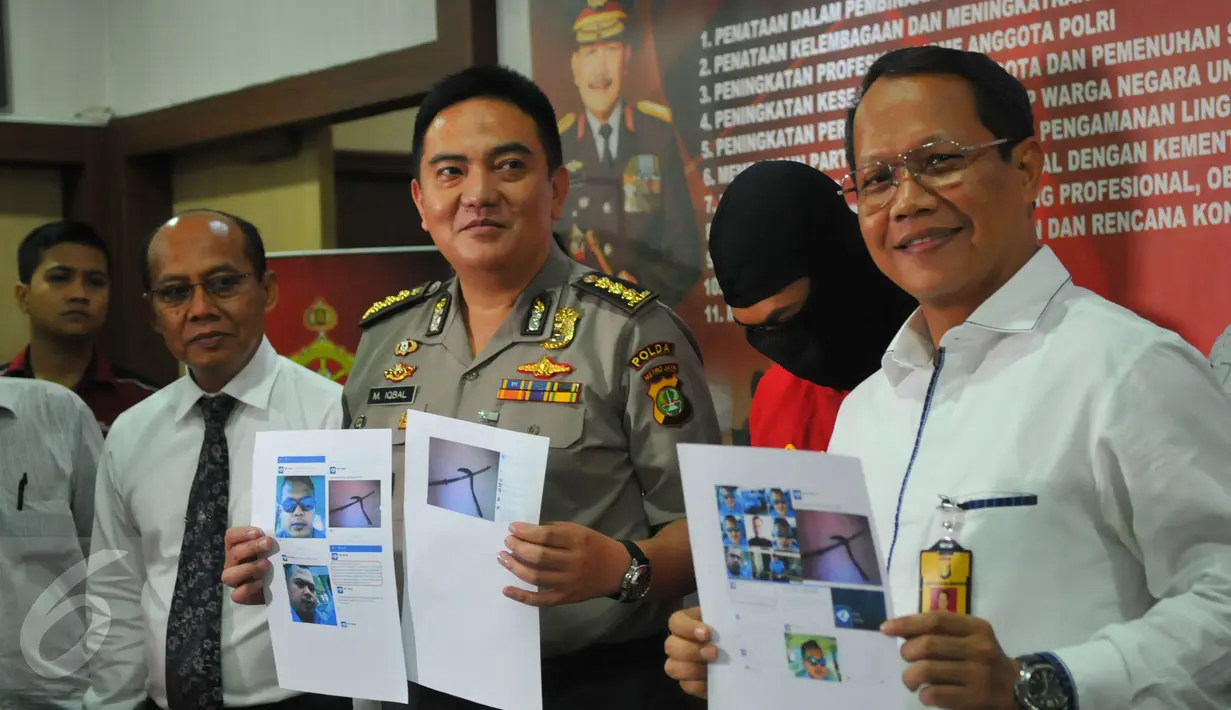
[411,97,568,278]
[572,40,629,120]
[850,74,1043,314]
[16,243,110,339]
[145,213,276,392]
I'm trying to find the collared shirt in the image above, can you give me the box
[343,245,722,658]
[83,337,344,710]
[0,379,102,710]
[830,246,1231,709]
[1,347,159,435]
[1208,322,1231,396]
[586,99,623,160]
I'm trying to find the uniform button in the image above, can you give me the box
[528,425,540,435]
[464,370,479,381]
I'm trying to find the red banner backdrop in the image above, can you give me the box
[264,247,452,384]
[533,0,1231,441]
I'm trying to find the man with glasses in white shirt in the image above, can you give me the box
[83,210,349,710]
[664,46,1231,710]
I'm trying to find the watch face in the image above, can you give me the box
[629,564,652,597]
[1023,666,1069,710]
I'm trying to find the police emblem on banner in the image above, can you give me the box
[623,154,662,214]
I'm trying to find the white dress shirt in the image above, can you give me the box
[1208,322,1231,396]
[0,379,102,710]
[830,246,1231,709]
[83,337,344,709]
[587,99,623,161]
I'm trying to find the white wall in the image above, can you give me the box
[2,0,109,124]
[1,0,438,122]
[496,0,532,77]
[105,0,437,116]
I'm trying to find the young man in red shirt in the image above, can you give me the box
[709,160,915,451]
[3,221,158,433]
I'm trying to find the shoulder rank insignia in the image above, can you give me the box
[542,307,581,350]
[637,100,673,123]
[574,272,658,313]
[359,281,441,329]
[558,112,577,135]
[522,292,553,336]
[426,293,451,337]
[517,355,574,380]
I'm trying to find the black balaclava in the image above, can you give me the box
[709,160,917,391]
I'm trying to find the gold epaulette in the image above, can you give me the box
[636,100,672,123]
[557,112,577,135]
[573,272,658,314]
[358,281,441,329]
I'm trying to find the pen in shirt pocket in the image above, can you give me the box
[17,472,28,511]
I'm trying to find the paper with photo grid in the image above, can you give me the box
[401,409,549,710]
[252,428,407,704]
[678,444,909,709]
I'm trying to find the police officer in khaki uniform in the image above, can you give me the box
[223,65,716,710]
[558,0,702,306]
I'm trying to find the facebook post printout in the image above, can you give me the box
[402,410,549,710]
[678,444,908,710]
[252,429,408,704]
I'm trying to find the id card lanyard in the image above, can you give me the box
[918,495,973,615]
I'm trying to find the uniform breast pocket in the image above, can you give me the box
[497,403,584,449]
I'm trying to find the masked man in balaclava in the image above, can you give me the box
[708,160,915,451]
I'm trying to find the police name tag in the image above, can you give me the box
[367,386,418,405]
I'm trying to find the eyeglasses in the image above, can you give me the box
[803,654,826,667]
[146,273,253,308]
[281,496,316,514]
[839,138,1017,214]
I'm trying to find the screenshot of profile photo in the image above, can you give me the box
[795,510,881,586]
[327,479,382,528]
[716,485,803,581]
[284,563,338,626]
[426,437,501,521]
[784,631,841,683]
[275,475,327,539]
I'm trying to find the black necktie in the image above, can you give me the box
[599,124,614,167]
[165,394,238,710]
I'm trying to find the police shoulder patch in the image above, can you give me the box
[358,280,441,329]
[558,112,577,135]
[636,100,673,124]
[572,272,658,314]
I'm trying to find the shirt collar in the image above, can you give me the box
[172,336,280,422]
[4,346,117,389]
[883,246,1072,382]
[0,382,16,413]
[586,99,624,135]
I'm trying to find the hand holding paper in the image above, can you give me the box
[222,526,274,604]
[664,606,715,699]
[882,613,1020,710]
[499,521,627,606]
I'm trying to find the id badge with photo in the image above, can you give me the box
[919,496,972,615]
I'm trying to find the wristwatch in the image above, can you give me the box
[1014,653,1075,710]
[609,540,652,603]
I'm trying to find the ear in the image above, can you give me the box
[411,179,428,232]
[261,270,279,313]
[14,282,28,315]
[550,165,571,222]
[1014,137,1045,206]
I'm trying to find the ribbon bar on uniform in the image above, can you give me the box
[497,378,582,403]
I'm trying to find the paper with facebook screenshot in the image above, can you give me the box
[252,428,408,703]
[678,444,909,709]
[402,409,549,710]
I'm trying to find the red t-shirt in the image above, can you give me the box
[1,347,159,435]
[749,365,848,452]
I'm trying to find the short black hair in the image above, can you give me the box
[801,640,823,654]
[140,209,267,291]
[844,46,1034,170]
[281,476,316,494]
[17,221,110,283]
[410,65,563,181]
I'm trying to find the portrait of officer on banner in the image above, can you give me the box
[557,0,702,306]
